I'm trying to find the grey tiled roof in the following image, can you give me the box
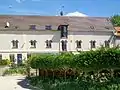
[0,15,114,31]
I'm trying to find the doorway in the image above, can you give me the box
[17,54,22,65]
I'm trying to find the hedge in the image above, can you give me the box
[29,47,120,70]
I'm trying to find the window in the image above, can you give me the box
[46,40,52,48]
[29,25,36,30]
[27,54,31,59]
[12,40,19,48]
[0,54,2,60]
[58,25,68,38]
[45,25,52,30]
[30,40,37,48]
[105,40,110,47]
[105,26,110,30]
[90,40,96,48]
[61,40,67,51]
[5,22,10,28]
[5,26,9,28]
[9,54,15,62]
[90,26,94,29]
[76,40,82,48]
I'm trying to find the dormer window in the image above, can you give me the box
[90,26,94,29]
[105,26,110,30]
[58,25,68,38]
[11,40,19,49]
[30,40,37,48]
[5,22,10,28]
[45,25,52,30]
[15,26,18,29]
[29,25,36,30]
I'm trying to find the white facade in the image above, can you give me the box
[0,29,118,63]
[0,30,61,63]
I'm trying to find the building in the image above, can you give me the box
[0,15,117,64]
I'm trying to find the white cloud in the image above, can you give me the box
[65,11,88,17]
[15,0,25,3]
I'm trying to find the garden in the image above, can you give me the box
[27,47,120,90]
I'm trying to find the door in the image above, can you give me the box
[17,54,22,64]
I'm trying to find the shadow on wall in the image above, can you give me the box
[52,33,61,42]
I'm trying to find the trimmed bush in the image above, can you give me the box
[0,59,10,66]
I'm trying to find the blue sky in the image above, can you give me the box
[0,0,120,17]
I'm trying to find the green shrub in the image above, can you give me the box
[3,66,27,75]
[0,59,10,66]
[27,47,120,90]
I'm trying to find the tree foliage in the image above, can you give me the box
[111,15,120,26]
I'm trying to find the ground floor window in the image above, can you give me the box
[27,53,31,59]
[0,54,2,60]
[9,54,15,62]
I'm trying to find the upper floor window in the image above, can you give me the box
[30,40,37,48]
[90,40,96,48]
[45,25,52,30]
[45,40,52,48]
[58,25,68,38]
[76,40,82,48]
[29,25,36,30]
[61,40,67,51]
[11,40,19,48]
[104,40,110,47]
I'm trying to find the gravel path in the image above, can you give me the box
[0,76,30,90]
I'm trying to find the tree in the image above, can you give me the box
[111,15,120,26]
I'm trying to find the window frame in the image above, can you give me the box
[29,25,36,30]
[30,40,37,48]
[46,40,52,48]
[61,40,67,51]
[90,40,96,49]
[76,40,82,48]
[58,25,68,38]
[9,54,15,62]
[11,40,19,49]
[45,25,52,30]
[0,54,2,60]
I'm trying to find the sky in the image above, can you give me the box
[0,0,120,17]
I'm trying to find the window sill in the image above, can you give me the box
[76,47,81,48]
[46,47,51,49]
[12,47,18,49]
[30,47,36,49]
